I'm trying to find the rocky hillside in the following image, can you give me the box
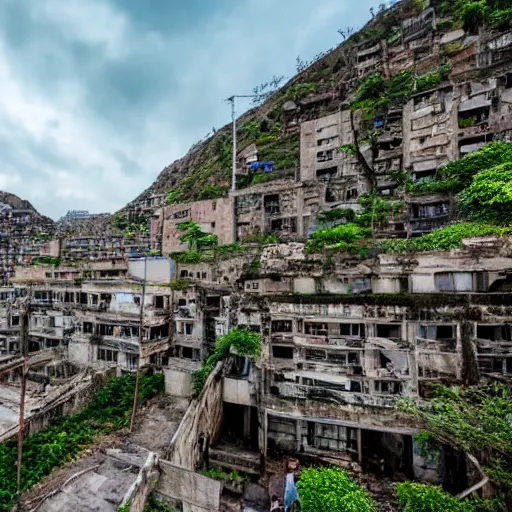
[127,0,511,211]
[0,191,54,230]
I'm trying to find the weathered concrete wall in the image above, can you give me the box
[157,460,222,512]
[223,377,254,406]
[164,367,193,397]
[166,362,224,470]
[128,257,175,283]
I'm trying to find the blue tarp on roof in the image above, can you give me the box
[250,161,274,172]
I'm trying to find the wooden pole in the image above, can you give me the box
[17,298,29,494]
[129,257,147,432]
[16,364,27,494]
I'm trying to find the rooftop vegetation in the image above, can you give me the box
[192,328,261,394]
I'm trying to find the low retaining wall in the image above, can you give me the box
[120,452,160,512]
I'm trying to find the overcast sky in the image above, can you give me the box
[0,0,379,220]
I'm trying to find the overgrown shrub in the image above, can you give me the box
[380,223,512,253]
[197,185,227,200]
[297,466,376,512]
[459,162,512,224]
[398,383,512,488]
[306,223,371,253]
[395,481,503,511]
[192,328,261,394]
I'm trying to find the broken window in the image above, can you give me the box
[126,354,138,369]
[374,380,402,395]
[434,272,474,292]
[305,322,328,336]
[181,347,193,359]
[154,296,165,308]
[305,349,327,360]
[316,166,337,181]
[272,345,294,359]
[339,324,364,337]
[316,149,334,163]
[346,188,358,200]
[10,315,19,326]
[305,422,357,453]
[173,209,190,219]
[98,348,118,363]
[271,217,297,233]
[264,195,280,215]
[272,320,293,333]
[176,322,194,335]
[376,324,402,340]
[83,322,93,334]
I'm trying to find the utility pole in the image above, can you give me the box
[17,294,30,495]
[226,95,259,192]
[129,256,148,433]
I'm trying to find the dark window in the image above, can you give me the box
[271,320,292,333]
[272,346,294,359]
[11,316,19,326]
[154,296,165,308]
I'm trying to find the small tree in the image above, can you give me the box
[297,467,376,512]
[459,162,512,225]
[398,383,512,488]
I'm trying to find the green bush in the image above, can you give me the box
[306,223,371,253]
[459,162,512,224]
[192,328,261,394]
[31,257,61,267]
[317,209,356,224]
[438,142,512,187]
[197,185,227,200]
[408,178,462,196]
[395,481,497,512]
[297,466,376,512]
[380,223,512,253]
[397,383,512,488]
[169,251,204,264]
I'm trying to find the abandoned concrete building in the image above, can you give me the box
[0,1,511,510]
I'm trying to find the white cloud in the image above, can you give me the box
[0,0,379,219]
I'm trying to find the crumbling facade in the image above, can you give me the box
[0,1,511,509]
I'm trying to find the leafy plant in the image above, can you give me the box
[166,190,181,205]
[192,328,261,394]
[458,116,477,128]
[397,383,512,487]
[169,251,204,264]
[241,232,279,244]
[395,481,502,511]
[297,466,376,512]
[197,185,228,201]
[317,209,356,224]
[31,257,61,267]
[459,162,512,224]
[169,279,190,291]
[144,494,177,512]
[380,223,512,253]
[306,223,371,253]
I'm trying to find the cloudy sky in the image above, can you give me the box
[0,0,379,220]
